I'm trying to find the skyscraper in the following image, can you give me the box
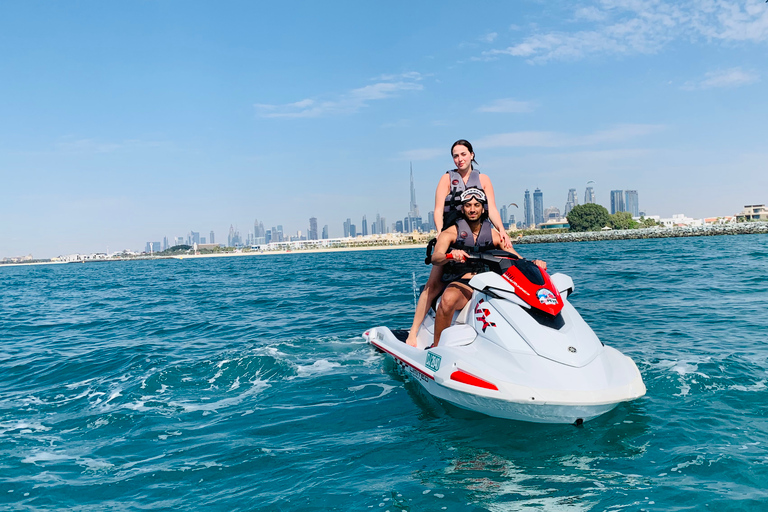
[533,188,544,227]
[343,218,351,238]
[584,186,595,204]
[564,188,579,216]
[524,190,533,228]
[409,163,420,218]
[322,225,329,239]
[407,163,422,232]
[309,217,318,240]
[209,231,215,245]
[361,215,368,236]
[500,204,508,228]
[625,190,639,217]
[610,190,625,214]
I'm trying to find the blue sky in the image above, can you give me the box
[1,0,766,258]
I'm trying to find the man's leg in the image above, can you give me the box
[432,283,472,348]
[406,265,445,347]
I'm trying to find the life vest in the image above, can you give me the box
[442,169,486,228]
[442,219,495,282]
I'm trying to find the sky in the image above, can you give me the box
[1,0,767,258]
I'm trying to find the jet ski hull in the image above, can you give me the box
[364,271,645,424]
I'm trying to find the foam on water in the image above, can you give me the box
[1,235,768,510]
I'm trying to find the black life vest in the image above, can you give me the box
[442,219,495,282]
[442,169,486,228]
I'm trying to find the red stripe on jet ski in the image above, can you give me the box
[450,370,498,390]
[371,340,435,381]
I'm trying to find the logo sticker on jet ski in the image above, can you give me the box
[475,299,496,332]
[425,352,441,372]
[537,288,559,305]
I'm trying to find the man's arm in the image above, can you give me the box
[431,226,467,265]
[492,229,546,269]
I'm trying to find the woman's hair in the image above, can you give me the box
[451,139,479,167]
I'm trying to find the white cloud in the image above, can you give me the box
[481,1,768,63]
[480,32,498,43]
[254,73,424,119]
[476,98,536,113]
[681,67,760,90]
[475,124,665,148]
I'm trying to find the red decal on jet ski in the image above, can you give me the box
[502,264,563,316]
[450,370,498,391]
[475,299,496,332]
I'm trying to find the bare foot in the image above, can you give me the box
[405,336,418,347]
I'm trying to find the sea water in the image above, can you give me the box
[1,234,767,511]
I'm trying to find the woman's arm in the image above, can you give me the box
[479,175,512,248]
[433,174,451,233]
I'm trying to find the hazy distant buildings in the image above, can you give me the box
[584,186,595,204]
[322,225,329,239]
[544,206,561,221]
[524,190,533,228]
[533,188,544,226]
[361,215,368,236]
[343,218,351,237]
[610,190,625,214]
[209,231,215,245]
[309,217,318,240]
[625,190,639,217]
[564,188,579,216]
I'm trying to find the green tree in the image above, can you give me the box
[609,211,638,230]
[566,203,611,232]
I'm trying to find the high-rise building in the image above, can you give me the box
[500,205,508,228]
[349,224,356,237]
[322,225,329,239]
[427,211,435,231]
[544,206,561,221]
[309,217,318,240]
[191,231,200,245]
[406,163,421,232]
[564,188,579,216]
[395,220,404,232]
[379,215,386,234]
[162,236,169,251]
[584,186,595,204]
[361,215,368,236]
[533,188,544,227]
[625,190,639,217]
[524,190,533,228]
[409,163,420,218]
[209,231,215,245]
[610,190,625,214]
[343,218,351,238]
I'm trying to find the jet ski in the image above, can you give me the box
[363,251,646,424]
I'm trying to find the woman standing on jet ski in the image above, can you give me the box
[406,139,512,347]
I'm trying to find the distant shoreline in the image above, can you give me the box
[514,221,768,245]
[3,222,767,268]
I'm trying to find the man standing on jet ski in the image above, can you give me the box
[429,187,546,348]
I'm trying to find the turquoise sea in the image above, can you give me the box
[2,234,767,511]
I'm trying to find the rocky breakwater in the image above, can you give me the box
[515,222,768,245]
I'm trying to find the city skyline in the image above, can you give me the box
[1,1,766,258]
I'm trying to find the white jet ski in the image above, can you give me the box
[363,251,646,424]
